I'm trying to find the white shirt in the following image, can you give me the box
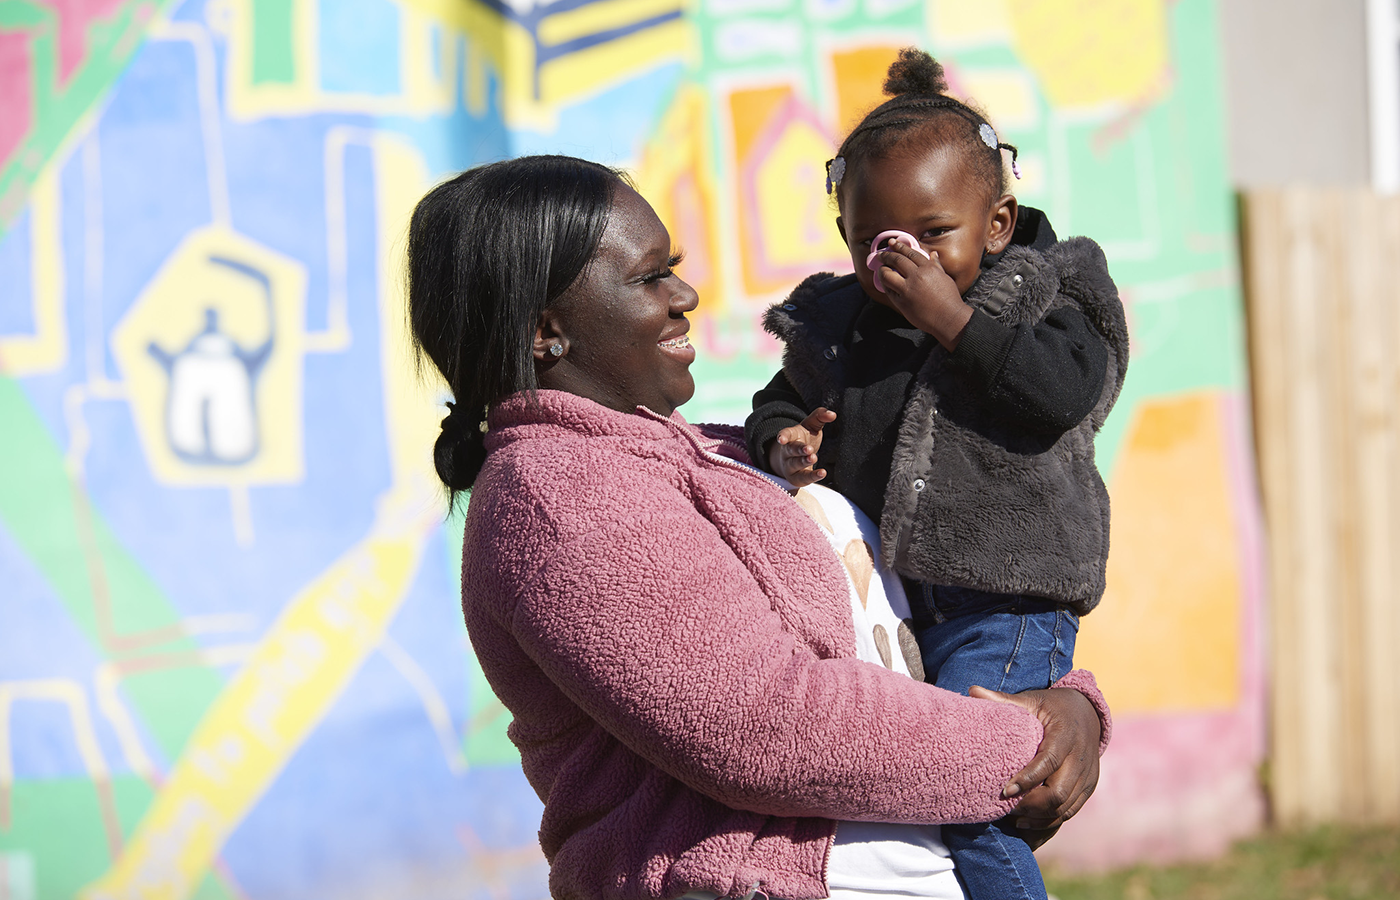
[762,475,966,900]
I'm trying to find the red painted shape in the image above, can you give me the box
[0,32,34,170]
[51,0,128,86]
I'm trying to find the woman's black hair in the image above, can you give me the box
[406,154,624,501]
[833,48,1016,205]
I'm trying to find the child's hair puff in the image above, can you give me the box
[832,48,1015,205]
[882,47,947,96]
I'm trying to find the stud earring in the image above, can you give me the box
[549,343,564,357]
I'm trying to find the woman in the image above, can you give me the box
[407,156,1108,900]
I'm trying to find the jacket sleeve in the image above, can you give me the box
[745,370,809,474]
[495,463,1057,826]
[951,306,1109,436]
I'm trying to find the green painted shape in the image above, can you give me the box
[190,870,238,900]
[249,0,297,85]
[442,507,520,766]
[0,779,111,900]
[0,777,237,900]
[0,377,224,757]
[0,0,180,239]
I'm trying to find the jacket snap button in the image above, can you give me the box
[824,348,837,360]
[912,478,926,492]
[1012,274,1024,286]
[783,304,797,310]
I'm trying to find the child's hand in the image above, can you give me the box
[874,244,974,351]
[767,408,837,486]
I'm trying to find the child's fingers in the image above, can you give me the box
[878,245,926,274]
[787,466,827,487]
[798,407,836,434]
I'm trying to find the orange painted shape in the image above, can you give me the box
[634,86,720,312]
[830,46,902,134]
[1076,392,1243,714]
[729,85,793,162]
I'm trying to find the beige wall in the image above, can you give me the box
[1220,0,1371,186]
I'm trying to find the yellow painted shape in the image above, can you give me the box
[538,0,683,46]
[1005,0,1168,109]
[634,86,723,311]
[366,135,450,483]
[754,118,848,269]
[829,45,901,133]
[0,165,68,376]
[929,0,1012,46]
[81,536,426,900]
[1076,392,1243,713]
[401,0,691,130]
[84,136,447,900]
[110,226,307,487]
[536,19,692,111]
[958,69,1039,130]
[223,0,456,122]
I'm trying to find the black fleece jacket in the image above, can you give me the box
[746,208,1108,524]
[746,209,1129,612]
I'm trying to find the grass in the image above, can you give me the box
[1043,824,1400,900]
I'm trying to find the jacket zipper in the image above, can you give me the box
[636,407,796,501]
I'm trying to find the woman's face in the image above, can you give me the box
[540,185,700,417]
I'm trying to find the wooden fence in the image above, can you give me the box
[1240,189,1400,827]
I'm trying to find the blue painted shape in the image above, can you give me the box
[318,0,402,95]
[222,550,547,900]
[510,62,684,162]
[0,208,33,334]
[0,517,139,777]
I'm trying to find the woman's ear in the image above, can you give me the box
[986,195,1019,254]
[533,311,567,362]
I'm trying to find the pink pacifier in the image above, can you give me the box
[866,230,930,292]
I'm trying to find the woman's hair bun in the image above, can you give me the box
[883,47,947,97]
[434,402,487,493]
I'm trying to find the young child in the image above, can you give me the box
[745,48,1128,900]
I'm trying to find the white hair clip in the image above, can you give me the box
[825,157,846,195]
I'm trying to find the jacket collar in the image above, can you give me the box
[487,390,685,443]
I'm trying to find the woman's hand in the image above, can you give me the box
[968,685,1101,848]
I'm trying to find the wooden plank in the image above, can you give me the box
[1241,190,1304,824]
[1332,188,1368,821]
[1362,193,1400,821]
[1242,188,1400,826]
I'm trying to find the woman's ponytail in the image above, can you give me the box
[433,401,488,493]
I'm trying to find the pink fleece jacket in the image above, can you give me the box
[462,390,1110,900]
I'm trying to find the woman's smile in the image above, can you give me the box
[658,331,695,360]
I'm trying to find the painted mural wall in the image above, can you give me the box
[0,0,1264,897]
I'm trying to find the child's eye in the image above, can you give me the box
[923,228,952,239]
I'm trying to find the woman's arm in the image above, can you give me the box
[473,459,1061,826]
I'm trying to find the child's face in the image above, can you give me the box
[837,144,1016,307]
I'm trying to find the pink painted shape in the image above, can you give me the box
[738,93,852,285]
[0,32,33,169]
[51,0,128,87]
[1037,391,1270,872]
[1038,710,1267,871]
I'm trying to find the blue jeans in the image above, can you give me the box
[912,585,1079,900]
